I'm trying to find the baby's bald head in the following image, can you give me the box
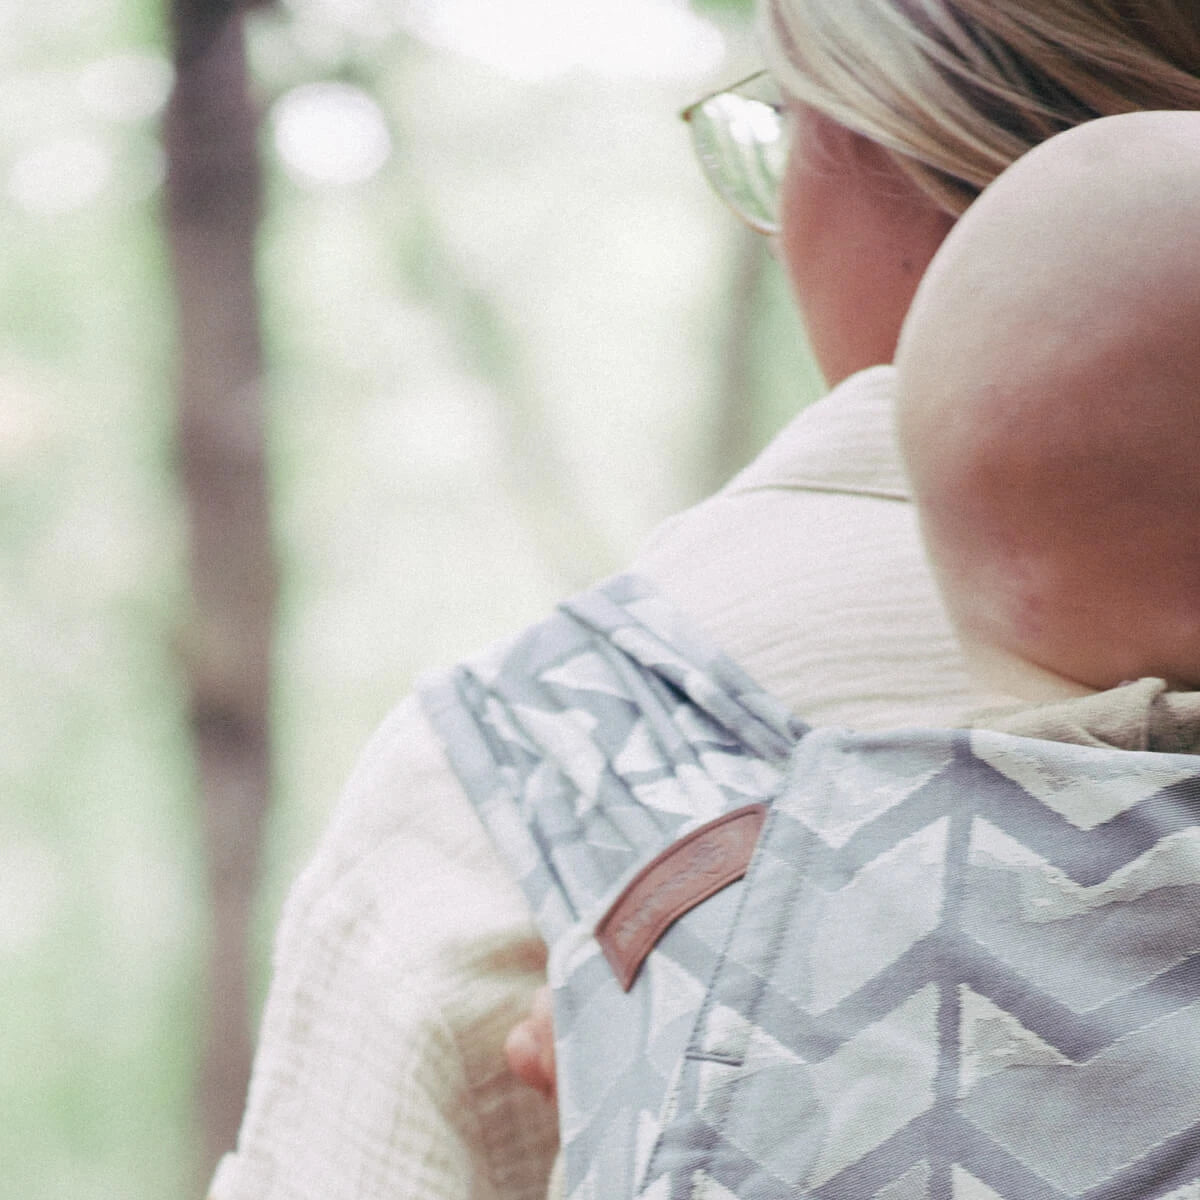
[896,112,1200,692]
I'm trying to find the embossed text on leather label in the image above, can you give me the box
[595,803,767,991]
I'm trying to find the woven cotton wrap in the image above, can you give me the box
[421,574,1200,1200]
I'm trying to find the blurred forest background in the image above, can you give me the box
[0,0,822,1195]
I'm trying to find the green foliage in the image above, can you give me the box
[690,0,756,19]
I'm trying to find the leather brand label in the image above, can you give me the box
[595,804,768,991]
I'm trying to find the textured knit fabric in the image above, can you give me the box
[209,367,1019,1200]
[423,577,1200,1200]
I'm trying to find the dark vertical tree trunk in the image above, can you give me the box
[163,0,275,1183]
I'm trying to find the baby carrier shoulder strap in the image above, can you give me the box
[420,572,803,943]
[420,573,803,1197]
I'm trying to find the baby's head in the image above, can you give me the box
[896,111,1200,694]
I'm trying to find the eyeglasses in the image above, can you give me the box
[680,71,791,236]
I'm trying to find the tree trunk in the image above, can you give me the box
[163,0,275,1183]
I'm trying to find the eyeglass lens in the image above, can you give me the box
[687,92,789,235]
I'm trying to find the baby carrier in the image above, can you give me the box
[421,575,1200,1200]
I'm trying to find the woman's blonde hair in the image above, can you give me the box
[761,0,1200,214]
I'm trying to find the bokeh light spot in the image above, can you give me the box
[9,137,111,214]
[398,0,725,82]
[271,82,392,187]
[77,51,174,122]
[0,838,61,956]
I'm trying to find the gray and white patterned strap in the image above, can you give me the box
[421,573,803,941]
[420,573,804,1197]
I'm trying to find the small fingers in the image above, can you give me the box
[504,985,557,1101]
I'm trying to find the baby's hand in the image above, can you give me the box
[504,984,557,1101]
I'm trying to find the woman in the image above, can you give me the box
[209,5,1200,1200]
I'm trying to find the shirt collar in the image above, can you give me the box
[724,365,911,502]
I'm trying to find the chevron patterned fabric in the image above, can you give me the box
[420,574,1200,1200]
